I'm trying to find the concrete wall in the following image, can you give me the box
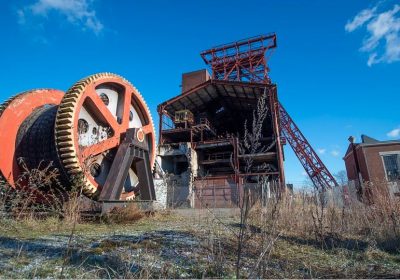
[153,178,168,209]
[156,142,198,208]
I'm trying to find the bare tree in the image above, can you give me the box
[240,89,270,173]
[235,88,278,278]
[335,170,348,186]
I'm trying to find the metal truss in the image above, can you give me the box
[201,34,338,190]
[279,104,338,189]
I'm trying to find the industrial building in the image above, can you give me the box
[155,34,338,208]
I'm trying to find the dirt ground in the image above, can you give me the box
[1,208,400,279]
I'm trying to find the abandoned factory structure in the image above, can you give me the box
[155,34,337,208]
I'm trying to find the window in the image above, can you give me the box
[382,154,400,181]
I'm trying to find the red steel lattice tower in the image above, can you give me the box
[279,104,338,188]
[201,33,277,83]
[201,33,338,190]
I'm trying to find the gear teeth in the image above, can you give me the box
[126,194,135,200]
[55,124,73,130]
[59,147,74,153]
[54,72,156,201]
[56,109,73,114]
[64,165,80,171]
[60,154,75,159]
[62,158,78,164]
[57,135,73,141]
[61,98,77,104]
[57,113,73,119]
[56,119,72,125]
[58,140,74,145]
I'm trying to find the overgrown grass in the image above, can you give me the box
[0,204,400,278]
[1,171,400,278]
[0,209,180,239]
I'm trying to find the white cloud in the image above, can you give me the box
[345,3,400,66]
[345,7,376,32]
[317,148,326,155]
[18,0,103,34]
[387,127,400,138]
[331,150,340,157]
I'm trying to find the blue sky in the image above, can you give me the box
[0,0,399,186]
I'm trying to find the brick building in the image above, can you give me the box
[344,135,400,186]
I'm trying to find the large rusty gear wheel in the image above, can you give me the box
[0,73,156,202]
[55,73,156,199]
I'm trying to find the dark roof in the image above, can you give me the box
[344,134,400,159]
[157,79,275,117]
[361,134,379,144]
[360,134,400,145]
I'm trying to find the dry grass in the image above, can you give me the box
[1,162,400,278]
[247,183,400,250]
[0,195,400,278]
[202,180,400,278]
[104,203,146,224]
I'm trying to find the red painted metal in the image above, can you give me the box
[279,104,338,189]
[201,34,283,185]
[58,74,156,194]
[0,74,157,203]
[268,87,286,187]
[0,89,64,188]
[200,34,338,190]
[201,34,277,83]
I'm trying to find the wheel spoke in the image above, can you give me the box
[142,124,153,134]
[53,73,156,199]
[81,136,120,159]
[121,89,132,130]
[85,86,120,133]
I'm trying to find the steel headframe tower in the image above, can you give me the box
[201,33,277,83]
[201,33,338,190]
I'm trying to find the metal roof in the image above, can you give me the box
[158,79,275,117]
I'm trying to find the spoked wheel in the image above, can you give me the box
[55,73,156,200]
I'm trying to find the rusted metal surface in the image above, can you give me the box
[0,73,157,204]
[0,89,64,187]
[157,33,338,208]
[194,177,238,208]
[199,33,337,191]
[279,104,338,189]
[54,73,156,198]
[157,35,283,208]
[200,33,277,83]
[99,128,155,201]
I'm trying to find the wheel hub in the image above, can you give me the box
[0,73,156,202]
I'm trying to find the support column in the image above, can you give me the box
[268,86,285,190]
